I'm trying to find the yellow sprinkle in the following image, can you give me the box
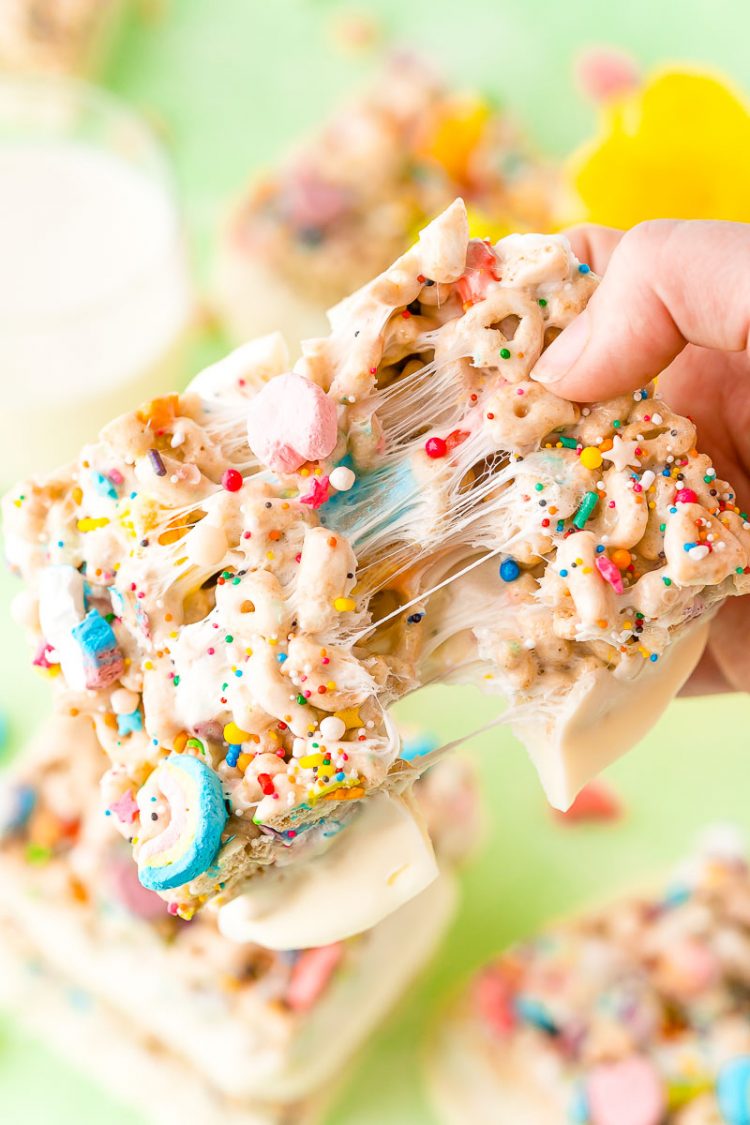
[77,516,110,532]
[299,753,325,769]
[223,721,252,744]
[334,596,357,612]
[144,661,153,671]
[266,551,275,560]
[580,446,603,470]
[72,487,83,505]
[237,753,254,772]
[582,566,593,575]
[326,681,336,690]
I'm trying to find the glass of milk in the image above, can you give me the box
[0,75,193,485]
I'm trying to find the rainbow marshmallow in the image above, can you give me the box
[137,754,228,892]
[70,609,124,690]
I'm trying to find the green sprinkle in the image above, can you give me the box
[26,843,52,865]
[225,634,234,643]
[662,577,672,587]
[573,491,599,529]
[232,576,241,585]
[613,420,621,428]
[296,694,308,706]
[173,675,180,687]
[659,523,666,532]
[535,483,544,492]
[499,347,511,359]
[537,298,547,307]
[559,436,579,449]
[737,567,745,575]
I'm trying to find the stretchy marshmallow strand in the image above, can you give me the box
[3,199,749,919]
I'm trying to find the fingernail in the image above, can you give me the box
[532,309,590,384]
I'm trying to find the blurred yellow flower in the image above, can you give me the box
[569,68,750,228]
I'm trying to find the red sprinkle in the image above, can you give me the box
[425,436,448,459]
[675,488,698,504]
[222,468,243,492]
[257,773,275,796]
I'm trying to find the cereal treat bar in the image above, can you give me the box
[0,712,468,1125]
[0,0,124,75]
[216,56,558,345]
[4,199,748,924]
[427,830,750,1125]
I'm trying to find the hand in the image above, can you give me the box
[531,219,750,694]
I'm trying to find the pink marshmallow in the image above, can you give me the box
[108,858,166,920]
[286,943,344,1012]
[587,1056,665,1125]
[575,47,640,103]
[246,372,338,475]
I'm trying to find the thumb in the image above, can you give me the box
[532,219,750,401]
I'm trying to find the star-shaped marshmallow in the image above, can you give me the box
[602,435,641,472]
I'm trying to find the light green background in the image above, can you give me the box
[2,1,750,1122]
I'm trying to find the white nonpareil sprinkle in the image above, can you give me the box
[319,715,347,740]
[640,470,656,490]
[651,412,663,425]
[329,466,356,491]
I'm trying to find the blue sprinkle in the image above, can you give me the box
[91,471,118,500]
[499,558,521,582]
[578,263,591,274]
[683,542,696,552]
[595,544,605,554]
[650,653,659,662]
[0,782,35,836]
[234,669,243,677]
[556,519,565,533]
[559,568,569,578]
[335,771,346,781]
[277,653,288,663]
[669,506,677,514]
[568,1082,589,1124]
[662,883,691,909]
[515,995,558,1035]
[400,731,440,762]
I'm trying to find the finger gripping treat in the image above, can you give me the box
[427,834,750,1125]
[4,199,749,925]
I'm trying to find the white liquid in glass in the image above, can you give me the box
[0,137,191,483]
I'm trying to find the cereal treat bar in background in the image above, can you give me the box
[215,55,559,346]
[4,199,749,927]
[427,830,750,1125]
[0,713,471,1125]
[0,0,125,75]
